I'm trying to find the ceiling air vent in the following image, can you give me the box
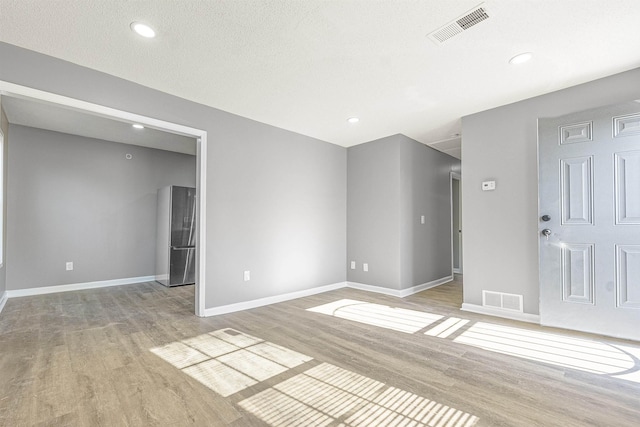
[428,4,490,44]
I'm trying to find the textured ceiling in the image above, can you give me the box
[1,0,640,159]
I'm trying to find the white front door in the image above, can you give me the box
[538,101,640,341]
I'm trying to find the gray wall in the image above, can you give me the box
[0,42,347,309]
[6,125,196,290]
[0,98,8,296]
[399,137,458,288]
[461,67,640,314]
[348,134,459,290]
[347,136,401,288]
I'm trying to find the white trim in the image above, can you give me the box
[0,291,7,314]
[0,127,4,267]
[348,275,453,298]
[203,282,347,317]
[195,135,207,317]
[203,275,454,317]
[453,268,462,274]
[0,80,208,317]
[346,281,403,297]
[0,82,201,137]
[397,275,453,297]
[460,303,540,324]
[5,276,155,298]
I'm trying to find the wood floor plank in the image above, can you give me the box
[1,277,639,426]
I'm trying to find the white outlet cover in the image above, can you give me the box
[243,270,250,281]
[420,215,425,224]
[350,261,356,269]
[363,263,369,272]
[66,262,73,271]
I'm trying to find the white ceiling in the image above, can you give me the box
[2,96,197,155]
[1,0,640,159]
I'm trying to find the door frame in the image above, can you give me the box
[0,81,208,316]
[450,171,462,274]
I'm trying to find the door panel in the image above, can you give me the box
[616,245,640,308]
[615,151,640,224]
[560,122,592,144]
[560,156,593,225]
[561,243,594,304]
[170,186,197,247]
[614,113,640,138]
[538,101,640,341]
[169,247,196,286]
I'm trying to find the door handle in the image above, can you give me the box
[541,229,552,240]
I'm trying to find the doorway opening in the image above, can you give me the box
[451,172,462,275]
[0,81,208,316]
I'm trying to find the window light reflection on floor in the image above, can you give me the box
[307,299,443,333]
[152,328,480,426]
[239,362,478,427]
[307,299,640,383]
[150,328,313,397]
[453,322,638,375]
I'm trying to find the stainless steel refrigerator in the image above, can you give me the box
[156,185,196,287]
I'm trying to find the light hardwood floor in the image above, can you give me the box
[1,276,639,426]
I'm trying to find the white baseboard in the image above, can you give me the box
[5,276,156,298]
[203,281,347,317]
[346,281,402,297]
[397,275,453,297]
[347,275,453,298]
[204,276,455,317]
[0,291,8,314]
[453,268,462,274]
[460,303,540,324]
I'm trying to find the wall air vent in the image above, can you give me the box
[428,4,490,44]
[482,290,523,312]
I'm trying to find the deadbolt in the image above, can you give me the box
[541,214,551,222]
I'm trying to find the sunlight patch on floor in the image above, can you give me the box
[151,328,313,396]
[454,322,638,376]
[307,299,640,383]
[307,299,443,333]
[425,317,469,338]
[239,362,478,427]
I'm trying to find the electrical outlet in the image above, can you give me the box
[350,261,356,270]
[243,270,250,281]
[363,263,368,272]
[421,215,425,224]
[66,262,73,271]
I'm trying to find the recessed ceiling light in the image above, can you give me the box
[130,22,156,38]
[509,52,533,65]
[132,124,144,129]
[347,117,360,124]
